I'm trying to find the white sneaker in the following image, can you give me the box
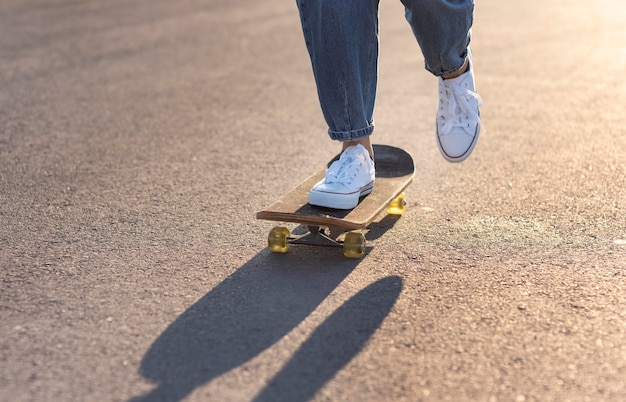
[309,144,375,210]
[436,49,483,162]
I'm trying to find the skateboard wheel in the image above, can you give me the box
[268,226,290,253]
[343,232,366,259]
[387,193,407,215]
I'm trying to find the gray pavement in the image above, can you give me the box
[1,0,625,401]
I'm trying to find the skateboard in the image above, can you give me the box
[256,144,415,258]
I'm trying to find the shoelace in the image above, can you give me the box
[325,149,368,185]
[440,84,483,135]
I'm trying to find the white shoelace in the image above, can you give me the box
[325,148,369,186]
[440,84,483,136]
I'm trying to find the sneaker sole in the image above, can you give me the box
[308,181,374,210]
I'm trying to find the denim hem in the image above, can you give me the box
[426,48,469,77]
[328,124,375,142]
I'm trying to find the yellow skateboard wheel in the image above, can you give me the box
[268,226,290,253]
[387,193,407,215]
[343,231,366,259]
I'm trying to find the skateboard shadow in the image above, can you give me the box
[128,250,402,402]
[366,213,403,242]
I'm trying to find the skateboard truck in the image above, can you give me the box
[268,225,367,259]
[290,226,341,247]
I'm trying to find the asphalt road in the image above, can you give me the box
[1,0,625,401]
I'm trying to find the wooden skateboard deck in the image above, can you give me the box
[256,144,414,230]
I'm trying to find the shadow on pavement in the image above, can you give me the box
[252,275,403,402]
[129,250,402,402]
[367,213,402,241]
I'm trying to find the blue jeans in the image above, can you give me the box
[296,0,474,141]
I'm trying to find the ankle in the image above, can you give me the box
[342,139,374,160]
[442,58,469,80]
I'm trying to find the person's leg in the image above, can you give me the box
[296,0,380,159]
[401,0,473,77]
[297,0,379,209]
[401,0,482,162]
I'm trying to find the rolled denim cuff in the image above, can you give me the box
[328,124,375,142]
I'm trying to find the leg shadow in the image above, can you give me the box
[129,250,360,402]
[252,276,403,402]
